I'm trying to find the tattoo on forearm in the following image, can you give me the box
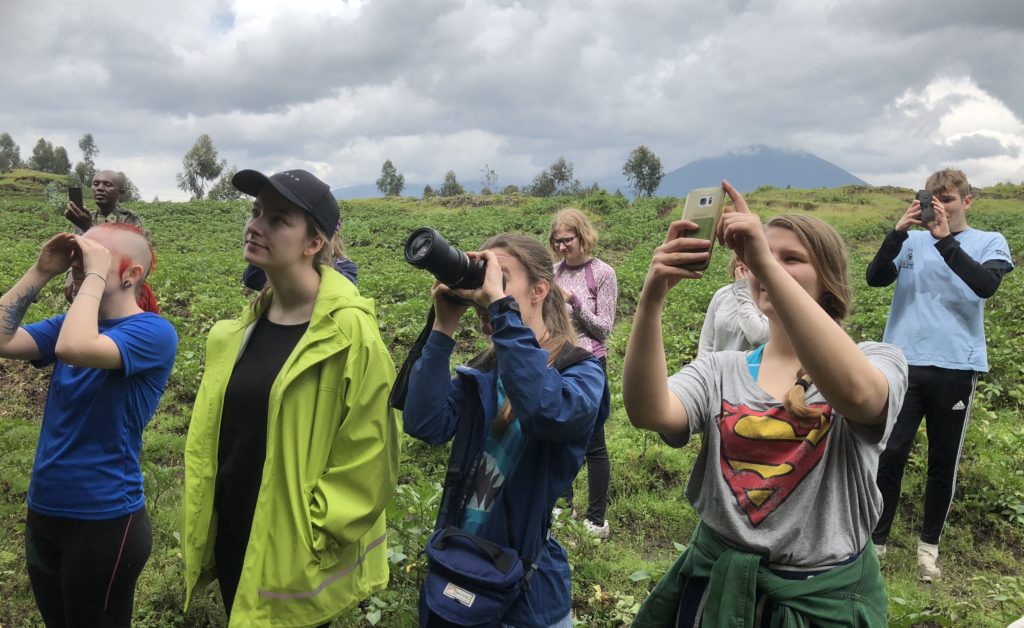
[0,287,39,335]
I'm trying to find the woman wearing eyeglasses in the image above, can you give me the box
[547,208,618,538]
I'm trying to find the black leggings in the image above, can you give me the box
[562,356,611,525]
[25,507,152,627]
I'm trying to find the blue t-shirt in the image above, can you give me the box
[23,312,178,519]
[883,228,1013,372]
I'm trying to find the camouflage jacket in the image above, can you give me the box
[74,204,147,235]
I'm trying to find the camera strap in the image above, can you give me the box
[388,305,436,410]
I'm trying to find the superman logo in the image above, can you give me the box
[717,400,833,526]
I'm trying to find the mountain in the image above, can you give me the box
[332,183,386,200]
[332,181,486,199]
[331,146,867,200]
[651,146,868,196]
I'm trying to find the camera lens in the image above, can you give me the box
[404,228,486,290]
[406,230,436,264]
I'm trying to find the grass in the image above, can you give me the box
[0,176,1022,626]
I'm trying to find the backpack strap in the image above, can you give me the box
[584,262,598,314]
[388,305,435,410]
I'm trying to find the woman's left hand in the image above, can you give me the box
[719,180,773,276]
[461,250,506,308]
[72,235,113,278]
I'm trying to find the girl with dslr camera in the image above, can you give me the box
[404,234,609,628]
[624,181,908,626]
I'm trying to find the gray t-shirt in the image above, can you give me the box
[665,342,907,568]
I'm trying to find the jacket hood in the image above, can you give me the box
[236,266,376,333]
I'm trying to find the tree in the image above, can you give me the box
[422,184,435,199]
[53,146,72,174]
[376,159,405,197]
[207,165,243,201]
[480,163,498,195]
[622,145,664,198]
[75,133,99,185]
[527,169,556,197]
[121,173,141,202]
[28,138,56,173]
[438,170,464,197]
[527,157,580,197]
[176,133,226,200]
[0,133,22,172]
[549,157,580,195]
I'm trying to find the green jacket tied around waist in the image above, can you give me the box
[633,523,887,628]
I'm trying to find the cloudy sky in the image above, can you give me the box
[3,0,1023,200]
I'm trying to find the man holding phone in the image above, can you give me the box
[65,170,146,303]
[866,168,1014,582]
[65,170,143,233]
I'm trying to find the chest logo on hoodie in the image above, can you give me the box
[717,401,833,526]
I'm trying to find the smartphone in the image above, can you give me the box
[916,189,934,223]
[679,186,726,271]
[68,187,84,210]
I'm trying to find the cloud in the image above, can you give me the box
[1,0,1022,200]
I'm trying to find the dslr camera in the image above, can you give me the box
[404,228,486,305]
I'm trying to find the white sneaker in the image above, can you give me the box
[875,544,887,559]
[917,541,941,582]
[583,519,610,540]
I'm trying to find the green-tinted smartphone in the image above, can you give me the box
[679,186,725,271]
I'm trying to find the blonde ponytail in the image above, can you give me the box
[784,368,823,422]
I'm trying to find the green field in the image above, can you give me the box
[0,174,1022,626]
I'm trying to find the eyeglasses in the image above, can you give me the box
[551,235,576,247]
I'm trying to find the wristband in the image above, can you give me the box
[85,271,107,284]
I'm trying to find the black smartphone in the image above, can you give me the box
[68,187,84,210]
[916,189,934,222]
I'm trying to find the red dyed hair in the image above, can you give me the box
[90,222,160,313]
[91,222,157,275]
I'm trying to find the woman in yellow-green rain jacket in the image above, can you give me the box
[182,169,400,627]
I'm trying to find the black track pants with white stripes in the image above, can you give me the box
[873,366,978,546]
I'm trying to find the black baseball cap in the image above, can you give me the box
[233,168,339,238]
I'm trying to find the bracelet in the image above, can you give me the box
[76,292,102,302]
[85,272,107,283]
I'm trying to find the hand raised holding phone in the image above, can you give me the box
[678,187,726,271]
[718,179,773,276]
[65,187,92,231]
[641,219,712,301]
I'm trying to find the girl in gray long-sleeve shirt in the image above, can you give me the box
[698,255,769,354]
